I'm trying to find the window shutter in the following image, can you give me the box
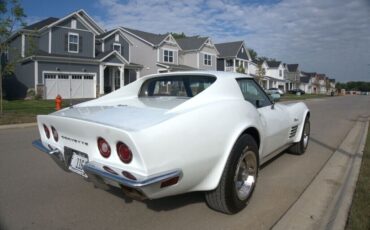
[64,34,68,51]
[79,36,83,53]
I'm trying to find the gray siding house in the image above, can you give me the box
[4,9,142,99]
[176,36,219,71]
[215,41,251,74]
[286,64,300,90]
[120,27,197,75]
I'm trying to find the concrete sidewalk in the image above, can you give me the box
[273,116,369,230]
[0,122,37,130]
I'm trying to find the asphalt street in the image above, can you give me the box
[1,95,369,230]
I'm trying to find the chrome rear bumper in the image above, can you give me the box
[32,139,182,192]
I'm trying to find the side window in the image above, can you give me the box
[236,79,272,108]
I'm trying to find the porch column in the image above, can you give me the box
[119,66,124,88]
[99,64,106,95]
[112,68,116,91]
[233,59,236,72]
[136,70,140,79]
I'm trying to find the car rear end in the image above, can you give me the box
[34,113,181,200]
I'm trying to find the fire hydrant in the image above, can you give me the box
[55,95,62,111]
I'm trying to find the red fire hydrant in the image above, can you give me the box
[55,95,62,111]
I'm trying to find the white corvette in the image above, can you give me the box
[33,71,310,214]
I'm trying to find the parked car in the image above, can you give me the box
[267,87,285,96]
[288,89,306,95]
[33,71,310,214]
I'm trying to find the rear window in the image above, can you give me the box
[139,75,216,97]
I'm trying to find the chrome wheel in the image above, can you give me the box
[303,120,310,149]
[234,149,257,201]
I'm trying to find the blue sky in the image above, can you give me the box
[21,0,370,82]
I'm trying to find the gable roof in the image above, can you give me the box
[96,29,116,39]
[266,61,281,68]
[95,28,133,45]
[24,17,59,30]
[176,36,209,51]
[215,41,244,58]
[301,71,316,77]
[121,27,169,46]
[97,50,129,64]
[41,9,104,34]
[287,64,299,72]
[300,76,311,83]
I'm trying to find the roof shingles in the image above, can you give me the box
[215,41,243,58]
[121,27,168,46]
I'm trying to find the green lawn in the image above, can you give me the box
[0,100,69,125]
[280,93,331,101]
[346,125,370,230]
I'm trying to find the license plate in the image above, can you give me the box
[68,152,88,178]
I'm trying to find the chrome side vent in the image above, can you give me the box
[289,125,298,138]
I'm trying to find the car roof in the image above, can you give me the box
[141,70,254,81]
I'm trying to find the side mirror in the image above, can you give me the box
[269,93,280,102]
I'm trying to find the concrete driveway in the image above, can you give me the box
[0,95,369,230]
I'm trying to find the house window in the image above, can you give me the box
[226,59,233,67]
[164,50,173,63]
[241,47,244,53]
[115,34,119,42]
[68,33,79,53]
[279,69,282,77]
[71,19,77,29]
[204,54,211,65]
[113,43,121,54]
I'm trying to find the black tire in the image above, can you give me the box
[289,117,310,155]
[205,134,259,214]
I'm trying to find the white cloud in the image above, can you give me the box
[97,0,370,82]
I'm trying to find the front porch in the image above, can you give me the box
[98,64,141,95]
[224,58,248,73]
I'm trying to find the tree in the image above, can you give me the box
[248,48,257,61]
[0,0,26,115]
[256,62,265,85]
[171,32,187,39]
[236,65,245,74]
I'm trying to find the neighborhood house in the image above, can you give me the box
[3,9,336,99]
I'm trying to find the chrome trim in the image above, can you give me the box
[32,139,69,171]
[33,139,183,189]
[84,161,182,189]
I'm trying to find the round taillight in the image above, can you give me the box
[43,124,50,139]
[97,137,111,158]
[51,126,58,142]
[116,142,132,164]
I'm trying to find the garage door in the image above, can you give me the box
[44,72,96,99]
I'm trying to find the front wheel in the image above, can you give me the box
[205,134,259,214]
[289,117,310,155]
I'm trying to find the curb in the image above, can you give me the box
[272,117,369,230]
[0,122,38,130]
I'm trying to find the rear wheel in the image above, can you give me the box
[289,117,310,155]
[205,134,259,214]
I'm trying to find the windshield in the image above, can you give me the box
[139,75,216,97]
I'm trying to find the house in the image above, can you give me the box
[317,74,328,94]
[120,27,198,75]
[286,64,300,90]
[176,36,219,71]
[214,41,251,74]
[260,60,287,91]
[329,78,336,93]
[4,9,142,99]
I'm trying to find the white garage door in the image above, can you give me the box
[44,72,96,99]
